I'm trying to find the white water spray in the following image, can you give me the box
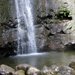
[15,0,37,54]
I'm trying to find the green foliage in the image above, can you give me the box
[56,6,72,20]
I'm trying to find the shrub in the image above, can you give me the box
[56,7,72,20]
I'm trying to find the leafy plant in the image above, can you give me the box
[56,6,72,20]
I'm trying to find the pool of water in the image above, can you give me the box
[0,51,75,69]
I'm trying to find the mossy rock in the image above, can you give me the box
[69,62,75,70]
[15,70,25,75]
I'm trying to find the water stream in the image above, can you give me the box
[0,51,75,69]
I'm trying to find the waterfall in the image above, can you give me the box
[15,0,37,54]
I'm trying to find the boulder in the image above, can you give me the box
[58,66,75,75]
[50,65,59,72]
[14,70,25,75]
[0,64,15,75]
[41,66,54,75]
[16,64,31,71]
[40,65,75,75]
[27,67,40,75]
[69,62,75,70]
[16,64,40,75]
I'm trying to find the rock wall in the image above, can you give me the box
[0,0,75,56]
[0,0,17,56]
[33,0,75,51]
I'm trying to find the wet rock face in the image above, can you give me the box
[0,0,75,55]
[0,0,17,56]
[0,19,17,57]
[34,0,75,51]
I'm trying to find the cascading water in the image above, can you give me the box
[15,0,37,54]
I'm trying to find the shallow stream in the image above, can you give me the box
[0,51,75,69]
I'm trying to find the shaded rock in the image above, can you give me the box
[58,30,66,34]
[14,70,25,75]
[65,43,75,50]
[69,62,75,70]
[47,33,54,37]
[16,64,31,71]
[37,14,53,20]
[44,26,50,30]
[0,64,15,75]
[0,41,17,57]
[1,19,17,29]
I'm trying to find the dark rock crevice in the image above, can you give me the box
[0,41,17,57]
[0,19,17,30]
